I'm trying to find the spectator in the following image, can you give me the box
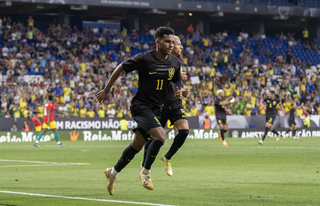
[187,24,194,33]
[119,116,128,130]
[107,106,115,118]
[302,28,308,44]
[27,16,34,29]
[11,124,18,131]
[203,115,210,129]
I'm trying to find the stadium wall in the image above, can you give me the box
[229,128,320,138]
[9,0,320,17]
[1,116,319,131]
[0,129,220,143]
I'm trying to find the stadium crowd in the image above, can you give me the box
[1,17,320,119]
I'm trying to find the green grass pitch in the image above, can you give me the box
[0,136,319,206]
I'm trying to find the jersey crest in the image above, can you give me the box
[168,67,175,80]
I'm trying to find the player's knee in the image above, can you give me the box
[154,136,166,142]
[178,129,189,139]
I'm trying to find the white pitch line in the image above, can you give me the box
[0,159,90,168]
[248,146,320,149]
[0,159,52,164]
[0,191,178,206]
[0,163,90,168]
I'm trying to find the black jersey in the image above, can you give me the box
[289,107,295,119]
[122,50,181,109]
[163,67,183,110]
[214,97,226,119]
[264,97,280,116]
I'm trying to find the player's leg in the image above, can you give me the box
[49,121,64,147]
[260,116,272,144]
[161,119,189,176]
[133,107,164,190]
[218,119,227,145]
[293,125,298,139]
[106,130,145,195]
[286,126,293,135]
[222,122,228,146]
[268,118,281,141]
[140,126,165,190]
[165,119,189,159]
[34,126,48,147]
[137,128,152,170]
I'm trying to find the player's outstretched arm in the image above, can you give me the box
[225,108,233,115]
[96,64,123,102]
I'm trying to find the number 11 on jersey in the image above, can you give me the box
[156,79,163,90]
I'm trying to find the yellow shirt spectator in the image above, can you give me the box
[296,107,303,116]
[202,37,209,47]
[191,107,198,116]
[87,111,95,118]
[224,54,228,63]
[72,108,79,116]
[259,105,266,115]
[300,84,306,92]
[64,87,71,97]
[31,94,36,101]
[80,108,87,117]
[120,119,128,130]
[108,103,116,108]
[260,76,266,86]
[209,68,215,78]
[205,105,215,116]
[224,87,232,97]
[37,106,44,118]
[245,104,252,116]
[282,102,291,113]
[56,96,65,104]
[302,29,309,38]
[250,96,256,105]
[186,39,192,46]
[22,108,29,118]
[98,109,105,118]
[20,101,27,109]
[116,109,123,118]
[208,81,213,90]
[132,77,138,88]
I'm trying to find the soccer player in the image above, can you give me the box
[140,35,190,177]
[27,112,42,135]
[259,91,285,144]
[95,27,182,194]
[285,101,304,139]
[33,96,64,147]
[215,89,234,146]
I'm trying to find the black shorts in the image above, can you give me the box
[266,116,276,124]
[288,118,296,127]
[160,106,187,128]
[131,106,162,141]
[216,118,228,125]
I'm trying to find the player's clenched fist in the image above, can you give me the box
[174,87,182,99]
[95,89,108,103]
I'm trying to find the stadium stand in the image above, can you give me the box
[1,16,320,118]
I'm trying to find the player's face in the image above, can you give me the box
[172,38,183,56]
[220,91,225,98]
[157,34,174,55]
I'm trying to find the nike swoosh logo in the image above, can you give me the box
[151,155,157,158]
[149,72,157,75]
